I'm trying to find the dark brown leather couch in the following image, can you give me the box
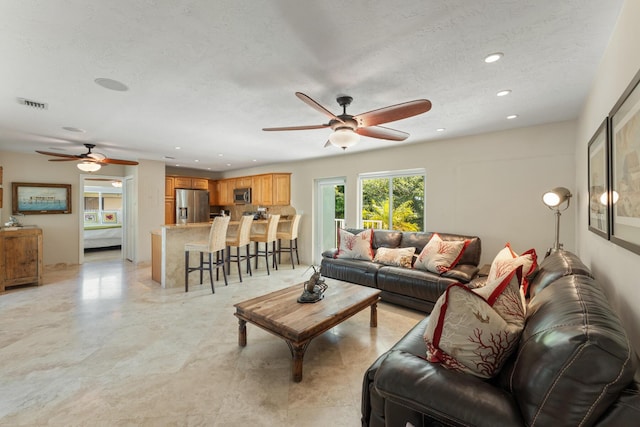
[362,250,640,426]
[320,229,481,312]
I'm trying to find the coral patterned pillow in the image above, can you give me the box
[414,233,469,274]
[373,247,416,268]
[423,267,526,378]
[488,243,537,295]
[335,229,374,260]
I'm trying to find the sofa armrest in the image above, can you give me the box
[374,350,523,427]
[441,264,479,283]
[322,248,338,258]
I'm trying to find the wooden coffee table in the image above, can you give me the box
[234,279,381,382]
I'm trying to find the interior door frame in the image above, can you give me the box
[314,176,346,265]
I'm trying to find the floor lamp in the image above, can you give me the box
[542,187,572,254]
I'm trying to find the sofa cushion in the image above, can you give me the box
[488,243,537,294]
[377,266,459,304]
[424,268,525,378]
[373,247,416,268]
[336,228,374,260]
[414,233,469,274]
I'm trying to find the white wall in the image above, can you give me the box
[576,0,640,354]
[224,120,576,267]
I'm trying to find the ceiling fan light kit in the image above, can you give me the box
[263,92,432,149]
[329,128,360,149]
[77,161,101,172]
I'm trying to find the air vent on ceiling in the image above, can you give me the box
[17,97,48,110]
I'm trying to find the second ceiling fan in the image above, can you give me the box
[263,92,432,149]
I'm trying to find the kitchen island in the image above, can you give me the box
[152,218,291,289]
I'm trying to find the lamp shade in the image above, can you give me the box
[329,128,360,149]
[77,161,101,172]
[542,187,572,208]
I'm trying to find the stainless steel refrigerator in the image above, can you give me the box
[175,189,209,224]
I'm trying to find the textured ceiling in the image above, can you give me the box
[0,1,624,172]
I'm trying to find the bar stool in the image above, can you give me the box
[276,214,301,269]
[225,215,254,282]
[184,215,230,293]
[250,214,280,275]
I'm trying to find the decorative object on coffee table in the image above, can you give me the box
[297,265,328,303]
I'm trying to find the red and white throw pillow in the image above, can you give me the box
[423,267,526,378]
[414,233,469,274]
[373,247,416,268]
[335,229,374,260]
[487,243,537,295]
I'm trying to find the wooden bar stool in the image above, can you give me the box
[184,216,230,293]
[250,214,280,275]
[276,214,301,269]
[225,215,254,282]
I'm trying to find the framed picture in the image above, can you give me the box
[12,182,72,215]
[102,211,117,223]
[609,67,640,255]
[588,118,610,239]
[84,212,98,223]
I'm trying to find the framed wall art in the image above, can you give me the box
[12,182,72,215]
[609,67,640,255]
[588,118,610,239]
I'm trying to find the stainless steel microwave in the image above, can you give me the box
[233,188,251,204]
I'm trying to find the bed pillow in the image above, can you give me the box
[335,228,374,260]
[414,233,469,274]
[373,247,416,268]
[488,243,537,295]
[423,267,525,378]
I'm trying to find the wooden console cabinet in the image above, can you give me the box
[0,227,43,292]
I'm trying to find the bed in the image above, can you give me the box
[84,224,122,249]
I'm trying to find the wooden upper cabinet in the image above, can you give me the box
[165,176,175,198]
[273,173,291,205]
[191,178,208,190]
[235,177,252,189]
[252,174,273,206]
[216,179,233,205]
[169,175,209,190]
[208,180,217,206]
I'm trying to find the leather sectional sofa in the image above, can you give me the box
[320,228,482,313]
[361,249,640,426]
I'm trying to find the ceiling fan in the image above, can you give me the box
[36,143,139,172]
[263,92,432,149]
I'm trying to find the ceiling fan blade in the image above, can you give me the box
[48,158,80,162]
[354,99,432,127]
[263,124,330,131]
[356,126,409,141]
[295,92,345,124]
[100,158,139,165]
[36,150,79,159]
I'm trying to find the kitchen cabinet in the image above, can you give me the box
[208,180,217,206]
[165,198,176,225]
[234,177,252,189]
[165,176,175,198]
[216,179,233,205]
[0,227,43,292]
[174,177,208,190]
[151,231,161,283]
[273,173,291,205]
[252,174,273,205]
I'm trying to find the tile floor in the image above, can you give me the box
[0,256,425,426]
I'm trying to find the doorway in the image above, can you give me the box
[80,176,125,263]
[314,177,346,264]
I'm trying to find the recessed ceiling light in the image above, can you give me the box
[194,159,199,162]
[252,159,257,162]
[226,163,231,167]
[484,52,503,63]
[94,78,129,92]
[218,153,223,157]
[175,146,181,150]
[496,90,511,97]
[62,126,85,133]
[436,128,445,132]
[507,114,519,120]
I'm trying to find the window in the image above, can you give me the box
[359,169,425,231]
